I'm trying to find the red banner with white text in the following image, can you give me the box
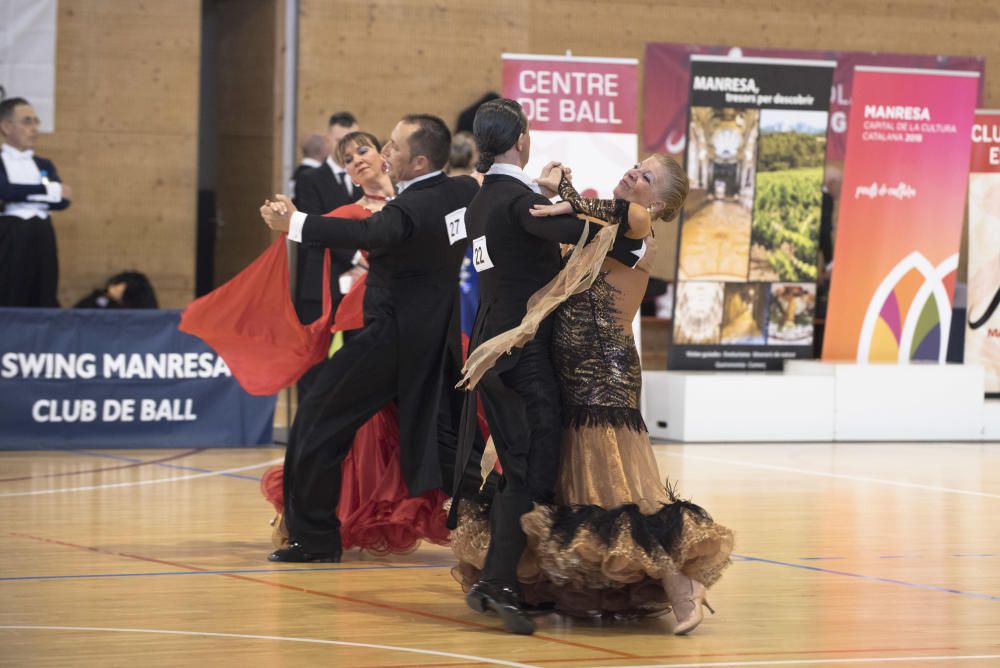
[502,54,638,198]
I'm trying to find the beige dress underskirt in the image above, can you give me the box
[451,421,733,616]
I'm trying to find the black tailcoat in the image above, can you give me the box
[284,172,480,551]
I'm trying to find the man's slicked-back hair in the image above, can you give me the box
[401,113,451,171]
[472,98,527,173]
[328,111,358,128]
[0,97,30,123]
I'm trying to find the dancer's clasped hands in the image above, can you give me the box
[260,194,297,233]
[533,160,572,196]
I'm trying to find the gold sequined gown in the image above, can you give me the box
[452,185,733,616]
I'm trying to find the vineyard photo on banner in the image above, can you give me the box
[669,56,835,371]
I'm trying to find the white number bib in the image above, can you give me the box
[472,235,494,272]
[444,207,468,245]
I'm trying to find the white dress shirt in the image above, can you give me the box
[395,169,443,194]
[1,143,63,220]
[485,162,542,194]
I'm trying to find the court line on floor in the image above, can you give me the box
[73,449,263,481]
[592,654,1000,667]
[662,451,1000,499]
[8,624,991,668]
[0,563,451,582]
[7,531,638,659]
[0,449,205,483]
[732,554,1000,601]
[0,457,283,497]
[9,539,995,604]
[0,625,539,668]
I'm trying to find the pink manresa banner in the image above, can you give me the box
[966,110,1000,394]
[823,67,979,364]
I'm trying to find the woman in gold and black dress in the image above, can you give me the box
[452,156,733,635]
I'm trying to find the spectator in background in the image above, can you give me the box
[0,97,72,307]
[447,131,479,178]
[74,271,158,309]
[455,92,500,136]
[295,112,362,216]
[293,111,362,397]
[289,133,329,204]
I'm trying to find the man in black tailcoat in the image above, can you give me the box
[450,99,599,635]
[0,97,72,306]
[260,114,479,563]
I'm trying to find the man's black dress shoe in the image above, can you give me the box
[466,579,535,635]
[268,541,341,563]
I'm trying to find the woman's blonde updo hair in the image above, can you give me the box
[651,154,689,222]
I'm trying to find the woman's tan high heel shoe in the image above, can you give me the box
[270,513,289,549]
[663,572,714,635]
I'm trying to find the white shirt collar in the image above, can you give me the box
[301,157,322,168]
[396,169,443,194]
[1,143,34,160]
[326,156,346,175]
[486,163,541,194]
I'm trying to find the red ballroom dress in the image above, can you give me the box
[182,202,449,555]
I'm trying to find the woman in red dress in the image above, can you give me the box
[261,131,450,556]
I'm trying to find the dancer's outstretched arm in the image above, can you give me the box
[556,174,650,236]
[514,193,604,245]
[261,194,411,250]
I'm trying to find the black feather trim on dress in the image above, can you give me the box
[547,483,712,558]
[563,405,647,432]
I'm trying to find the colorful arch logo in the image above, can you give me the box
[857,252,958,363]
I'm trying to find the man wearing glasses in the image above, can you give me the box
[0,97,72,306]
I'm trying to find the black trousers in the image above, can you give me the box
[283,317,398,551]
[0,215,59,307]
[283,317,468,552]
[296,327,353,399]
[477,336,562,586]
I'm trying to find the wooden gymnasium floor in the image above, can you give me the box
[1,442,999,667]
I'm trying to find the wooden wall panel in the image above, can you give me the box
[37,0,201,308]
[298,0,998,137]
[297,0,530,142]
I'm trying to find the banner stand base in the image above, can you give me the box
[644,361,988,442]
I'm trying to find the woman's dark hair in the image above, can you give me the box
[107,271,158,309]
[334,131,381,166]
[472,98,527,173]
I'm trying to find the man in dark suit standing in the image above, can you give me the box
[260,114,479,564]
[288,133,328,203]
[292,112,362,396]
[0,97,72,307]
